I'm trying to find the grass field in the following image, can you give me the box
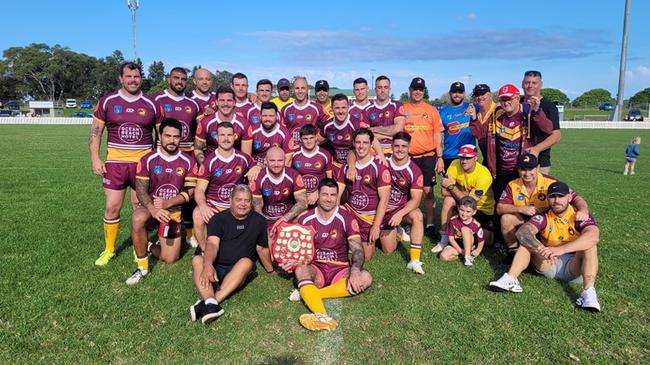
[0,126,648,364]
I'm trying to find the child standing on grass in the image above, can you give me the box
[624,137,641,175]
[438,196,485,267]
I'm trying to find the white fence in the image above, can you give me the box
[0,117,649,129]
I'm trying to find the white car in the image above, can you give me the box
[65,99,77,108]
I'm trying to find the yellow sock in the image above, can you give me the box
[410,242,422,261]
[298,281,327,315]
[136,256,149,271]
[186,228,194,241]
[318,278,351,299]
[103,217,120,253]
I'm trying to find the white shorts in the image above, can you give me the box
[536,253,583,284]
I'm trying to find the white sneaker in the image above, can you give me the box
[189,236,199,248]
[288,289,301,302]
[576,287,601,312]
[406,260,425,274]
[397,226,411,242]
[431,242,446,253]
[489,273,523,293]
[630,171,635,175]
[464,255,475,267]
[126,268,149,285]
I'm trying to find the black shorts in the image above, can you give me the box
[443,158,456,171]
[412,155,437,187]
[474,211,494,232]
[193,247,257,290]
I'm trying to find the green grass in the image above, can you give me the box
[563,107,648,121]
[0,126,648,364]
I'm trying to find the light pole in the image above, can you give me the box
[127,0,140,61]
[370,69,376,89]
[612,0,630,121]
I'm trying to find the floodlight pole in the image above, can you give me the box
[128,0,140,61]
[612,0,630,122]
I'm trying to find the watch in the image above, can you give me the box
[446,184,456,192]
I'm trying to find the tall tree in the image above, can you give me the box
[572,88,614,108]
[540,88,570,104]
[147,61,165,89]
[214,70,234,90]
[629,87,650,108]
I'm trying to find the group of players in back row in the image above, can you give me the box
[87,62,603,331]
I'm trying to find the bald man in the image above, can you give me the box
[189,68,217,119]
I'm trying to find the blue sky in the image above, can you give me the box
[4,0,650,100]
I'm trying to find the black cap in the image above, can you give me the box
[410,77,426,89]
[516,153,538,169]
[548,181,570,197]
[472,84,491,96]
[277,78,291,89]
[450,81,465,93]
[315,80,329,92]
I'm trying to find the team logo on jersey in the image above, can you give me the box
[214,168,223,177]
[137,108,147,116]
[370,113,377,120]
[263,187,272,197]
[353,113,360,120]
[175,167,185,176]
[398,178,407,187]
[314,161,322,169]
[294,160,302,168]
[164,104,172,113]
[305,114,313,122]
[385,111,392,119]
[344,134,351,141]
[113,105,123,114]
[363,175,372,183]
[288,113,295,121]
[568,226,576,236]
[330,229,338,240]
[282,187,290,196]
[328,133,336,141]
[184,105,193,114]
[254,140,262,149]
[252,115,260,125]
[517,193,525,201]
[417,175,424,187]
[249,181,257,192]
[398,106,405,115]
[475,190,484,197]
[235,166,243,174]
[405,112,411,119]
[351,219,360,232]
[210,131,217,140]
[153,165,163,175]
[537,192,546,201]
[288,139,296,150]
[422,113,428,120]
[382,169,391,183]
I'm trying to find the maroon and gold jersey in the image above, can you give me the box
[528,205,597,247]
[195,113,252,154]
[198,150,255,211]
[339,158,391,223]
[235,100,255,126]
[386,158,424,211]
[291,146,333,194]
[349,101,372,127]
[251,167,306,225]
[499,172,578,211]
[281,102,329,152]
[365,100,405,150]
[251,123,294,165]
[445,216,484,244]
[152,90,200,149]
[136,148,196,200]
[297,206,361,265]
[321,118,358,167]
[188,90,217,114]
[94,90,157,163]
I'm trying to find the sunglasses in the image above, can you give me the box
[524,70,542,77]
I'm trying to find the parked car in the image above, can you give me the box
[599,102,613,111]
[80,100,93,109]
[70,112,93,118]
[0,110,21,117]
[626,108,644,121]
[65,99,77,108]
[2,101,20,110]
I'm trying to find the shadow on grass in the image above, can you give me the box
[584,166,623,175]
[396,241,410,263]
[258,354,306,365]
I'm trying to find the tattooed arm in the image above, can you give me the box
[515,222,543,252]
[194,139,207,165]
[88,119,106,175]
[252,196,264,214]
[136,178,170,223]
[347,236,367,294]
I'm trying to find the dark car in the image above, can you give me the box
[80,100,93,109]
[626,108,644,121]
[0,110,20,117]
[599,102,614,111]
[70,112,93,118]
[2,101,20,110]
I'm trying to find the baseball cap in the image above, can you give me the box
[472,84,490,96]
[410,77,426,89]
[315,80,329,92]
[457,144,477,158]
[516,153,538,169]
[449,82,465,93]
[277,78,291,89]
[498,84,520,99]
[547,181,570,197]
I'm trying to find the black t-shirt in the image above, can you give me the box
[536,97,560,167]
[207,210,269,266]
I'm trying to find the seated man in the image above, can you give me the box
[439,196,485,267]
[289,179,372,331]
[489,181,601,312]
[189,184,274,324]
[437,144,494,252]
[497,153,589,262]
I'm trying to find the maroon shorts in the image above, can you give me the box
[103,162,137,190]
[157,211,182,239]
[381,208,403,230]
[312,261,349,288]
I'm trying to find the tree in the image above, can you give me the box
[91,50,124,99]
[147,61,165,87]
[629,87,650,108]
[540,88,569,105]
[572,88,614,108]
[214,70,234,90]
[399,92,409,103]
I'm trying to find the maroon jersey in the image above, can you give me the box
[322,118,358,167]
[251,123,293,165]
[281,102,329,152]
[195,113,253,154]
[188,90,217,114]
[349,101,372,127]
[235,100,255,125]
[136,148,196,200]
[445,216,484,243]
[365,100,406,150]
[339,158,391,222]
[387,158,424,211]
[291,146,333,194]
[297,206,361,265]
[153,90,200,149]
[251,167,306,225]
[94,90,157,163]
[198,150,255,211]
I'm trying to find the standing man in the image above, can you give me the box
[281,77,329,152]
[231,72,255,124]
[189,68,217,119]
[366,75,406,155]
[402,77,444,242]
[271,78,294,111]
[89,61,158,266]
[190,185,274,324]
[314,79,333,121]
[439,82,475,170]
[128,119,196,284]
[469,84,495,161]
[251,102,293,165]
[247,79,275,129]
[349,77,372,126]
[292,124,333,206]
[521,70,561,174]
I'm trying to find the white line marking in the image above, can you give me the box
[315,299,343,365]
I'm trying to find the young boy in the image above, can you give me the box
[439,196,485,267]
[624,136,641,175]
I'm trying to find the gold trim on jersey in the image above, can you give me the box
[107,147,151,163]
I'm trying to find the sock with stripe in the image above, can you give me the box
[410,242,422,261]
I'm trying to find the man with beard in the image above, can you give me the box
[439,82,475,170]
[251,102,293,165]
[349,77,372,127]
[247,79,276,129]
[365,75,406,155]
[231,72,255,124]
[314,79,333,121]
[127,119,196,284]
[291,124,333,206]
[189,68,217,119]
[89,61,158,266]
[271,78,294,111]
[490,181,602,312]
[281,77,329,152]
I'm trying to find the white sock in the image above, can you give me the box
[205,298,218,305]
[426,224,434,228]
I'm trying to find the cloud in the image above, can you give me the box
[635,65,650,77]
[456,12,477,21]
[239,28,610,65]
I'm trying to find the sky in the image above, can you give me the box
[3,0,650,101]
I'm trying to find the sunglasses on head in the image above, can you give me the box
[524,70,542,77]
